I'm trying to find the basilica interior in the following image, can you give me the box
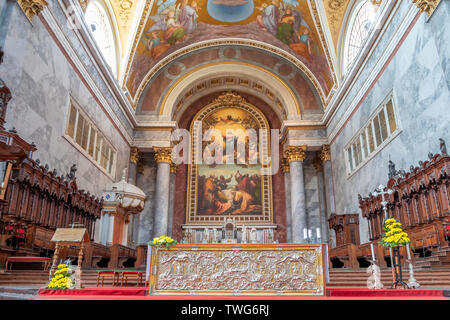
[0,0,448,291]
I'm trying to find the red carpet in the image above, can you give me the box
[34,286,449,300]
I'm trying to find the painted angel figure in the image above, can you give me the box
[178,0,199,34]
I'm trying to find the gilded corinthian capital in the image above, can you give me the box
[284,146,307,163]
[17,0,48,22]
[413,0,441,16]
[130,147,140,164]
[154,147,173,163]
[320,144,331,162]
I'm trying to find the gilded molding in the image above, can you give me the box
[320,144,331,162]
[154,147,173,163]
[284,146,307,163]
[17,0,48,21]
[130,147,140,164]
[412,0,441,16]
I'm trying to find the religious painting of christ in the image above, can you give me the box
[187,102,273,223]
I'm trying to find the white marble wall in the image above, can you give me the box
[0,2,131,241]
[329,2,450,244]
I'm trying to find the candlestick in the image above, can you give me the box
[316,228,321,240]
[406,243,412,260]
[308,229,312,239]
[370,243,376,261]
[303,228,307,240]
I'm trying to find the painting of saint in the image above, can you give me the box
[256,0,280,35]
[179,0,199,33]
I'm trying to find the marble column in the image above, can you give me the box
[167,161,177,237]
[152,147,172,238]
[320,145,335,245]
[100,213,110,245]
[285,146,308,243]
[281,157,292,243]
[314,156,329,244]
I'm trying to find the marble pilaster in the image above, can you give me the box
[128,147,140,246]
[281,157,292,243]
[167,162,177,237]
[152,147,172,237]
[314,156,329,244]
[285,146,307,243]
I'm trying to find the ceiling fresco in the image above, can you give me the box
[123,0,337,108]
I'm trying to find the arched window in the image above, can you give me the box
[342,0,378,74]
[85,1,117,76]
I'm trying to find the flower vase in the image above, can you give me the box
[391,246,408,289]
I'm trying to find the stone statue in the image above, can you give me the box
[428,152,434,160]
[409,165,415,172]
[418,160,423,167]
[388,160,397,178]
[440,138,447,155]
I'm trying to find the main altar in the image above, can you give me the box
[148,243,326,296]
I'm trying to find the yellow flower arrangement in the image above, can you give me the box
[149,236,177,248]
[379,218,411,247]
[47,263,74,289]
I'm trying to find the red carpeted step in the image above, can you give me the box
[327,287,445,297]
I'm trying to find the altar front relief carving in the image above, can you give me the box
[149,244,326,296]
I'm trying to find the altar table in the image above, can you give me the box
[148,244,326,296]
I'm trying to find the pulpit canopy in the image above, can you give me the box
[102,169,146,213]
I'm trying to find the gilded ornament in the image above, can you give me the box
[320,144,331,162]
[130,147,140,164]
[17,0,48,22]
[313,157,323,172]
[412,0,441,16]
[170,161,177,174]
[154,147,173,163]
[284,146,307,163]
[213,91,246,107]
[78,0,89,11]
[281,157,290,173]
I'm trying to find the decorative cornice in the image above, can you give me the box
[154,147,173,163]
[17,0,48,22]
[320,144,331,162]
[281,157,290,173]
[284,146,307,163]
[130,147,140,164]
[412,0,441,17]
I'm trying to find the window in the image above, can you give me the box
[65,100,116,176]
[345,95,400,175]
[343,0,378,74]
[85,1,117,76]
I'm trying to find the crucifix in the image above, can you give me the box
[372,184,394,221]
